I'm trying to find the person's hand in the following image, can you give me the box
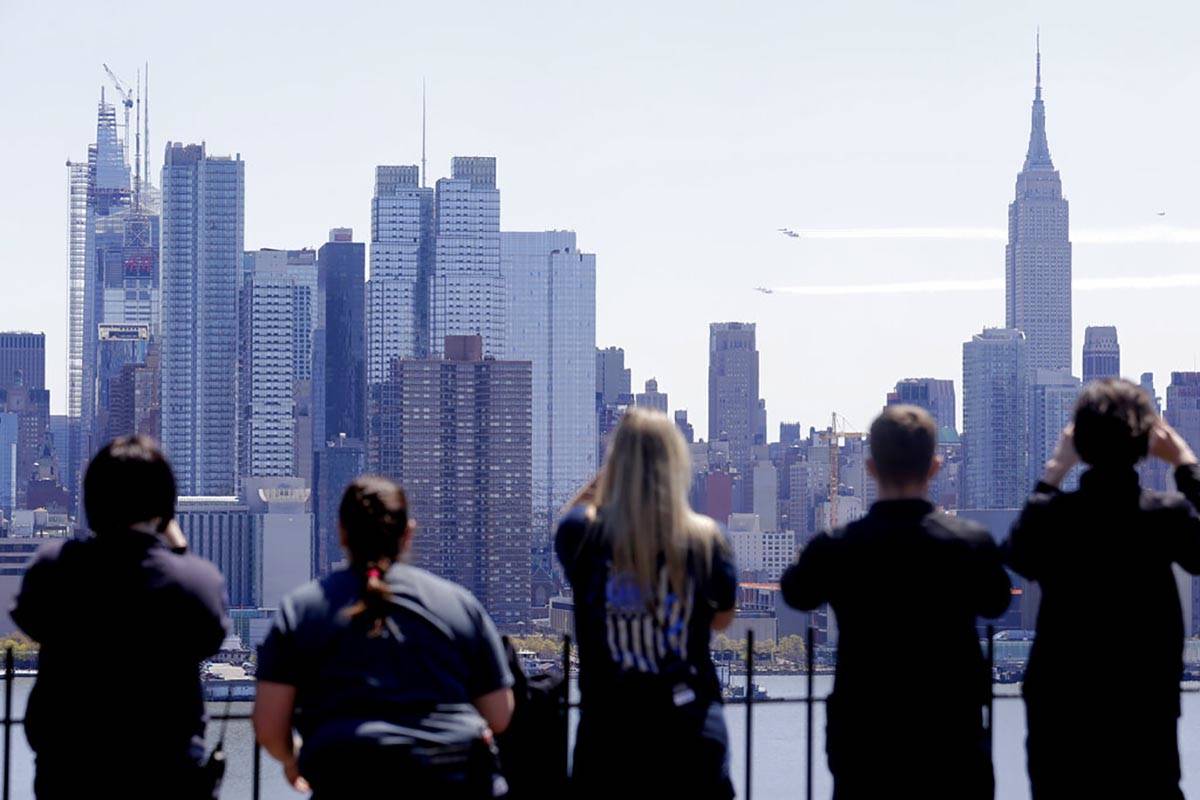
[1043,425,1078,487]
[1150,420,1199,467]
[283,758,310,793]
[162,519,187,551]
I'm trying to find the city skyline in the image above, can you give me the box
[4,2,1200,437]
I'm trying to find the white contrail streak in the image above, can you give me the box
[793,226,1200,244]
[773,273,1200,297]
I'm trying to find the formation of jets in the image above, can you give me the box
[754,287,774,295]
[777,227,800,238]
[1157,211,1167,217]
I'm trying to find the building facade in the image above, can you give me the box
[1005,46,1072,373]
[0,333,46,391]
[709,322,765,474]
[1028,369,1081,488]
[160,143,244,496]
[239,249,317,482]
[431,158,503,358]
[369,335,532,627]
[1082,326,1120,384]
[500,231,597,539]
[636,378,669,414]
[887,378,957,434]
[366,165,433,383]
[318,229,366,443]
[314,434,365,577]
[962,328,1029,509]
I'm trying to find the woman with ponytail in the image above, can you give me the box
[253,476,514,798]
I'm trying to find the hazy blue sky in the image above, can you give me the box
[2,0,1199,435]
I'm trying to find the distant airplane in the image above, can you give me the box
[777,228,801,238]
[754,286,774,295]
[1157,211,1167,217]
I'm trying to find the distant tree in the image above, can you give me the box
[776,634,807,665]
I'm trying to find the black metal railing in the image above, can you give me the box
[0,625,1049,800]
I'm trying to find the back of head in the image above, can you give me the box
[598,407,712,597]
[83,436,176,535]
[1073,378,1157,468]
[869,405,937,487]
[339,476,409,624]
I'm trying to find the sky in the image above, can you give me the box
[2,0,1199,436]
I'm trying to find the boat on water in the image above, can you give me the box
[724,682,769,702]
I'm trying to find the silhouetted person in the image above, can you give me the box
[782,405,1011,799]
[1006,379,1200,799]
[11,436,229,799]
[557,409,737,800]
[253,476,514,798]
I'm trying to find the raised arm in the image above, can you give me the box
[781,534,835,611]
[1149,421,1200,574]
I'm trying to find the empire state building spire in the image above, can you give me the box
[1023,32,1054,171]
[1005,33,1072,374]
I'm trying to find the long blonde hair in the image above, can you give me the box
[592,408,721,599]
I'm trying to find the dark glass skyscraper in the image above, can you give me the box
[1082,326,1120,384]
[318,229,366,442]
[1005,42,1072,372]
[0,333,45,391]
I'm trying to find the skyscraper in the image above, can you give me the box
[0,414,17,520]
[366,166,433,382]
[1005,42,1072,372]
[887,378,957,434]
[314,434,365,577]
[160,142,244,496]
[239,249,317,482]
[1028,369,1081,487]
[636,378,669,413]
[1082,326,1120,384]
[431,158,503,357]
[318,229,366,442]
[1139,372,1169,492]
[962,328,1029,509]
[1167,373,1200,456]
[500,231,597,537]
[0,334,45,391]
[708,322,765,470]
[370,335,532,627]
[596,346,631,406]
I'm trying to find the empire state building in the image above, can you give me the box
[1005,41,1072,372]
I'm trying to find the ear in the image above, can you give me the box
[865,457,879,481]
[927,455,943,481]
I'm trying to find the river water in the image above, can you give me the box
[4,676,1200,798]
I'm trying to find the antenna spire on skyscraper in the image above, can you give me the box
[1036,27,1042,99]
[421,79,428,189]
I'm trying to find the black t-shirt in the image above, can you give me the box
[554,506,737,712]
[256,563,513,759]
[782,500,1011,753]
[11,532,229,771]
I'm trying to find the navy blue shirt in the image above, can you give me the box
[257,563,513,758]
[555,507,737,710]
[12,531,229,770]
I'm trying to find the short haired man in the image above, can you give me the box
[11,436,229,798]
[783,405,1011,799]
[1006,379,1200,799]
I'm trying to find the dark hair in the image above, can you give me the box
[339,476,410,625]
[1073,379,1157,468]
[83,436,177,535]
[869,405,938,486]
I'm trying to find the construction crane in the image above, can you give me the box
[817,412,864,530]
[102,64,134,172]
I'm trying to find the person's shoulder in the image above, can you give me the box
[922,510,996,547]
[394,562,482,611]
[156,548,226,589]
[555,505,593,542]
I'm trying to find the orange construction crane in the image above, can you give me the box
[817,412,864,530]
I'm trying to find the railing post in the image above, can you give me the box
[562,634,572,785]
[806,625,814,800]
[252,741,261,800]
[986,624,995,756]
[3,647,11,800]
[745,629,754,800]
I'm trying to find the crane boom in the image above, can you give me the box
[103,63,132,105]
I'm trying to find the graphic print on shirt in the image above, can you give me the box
[604,564,694,674]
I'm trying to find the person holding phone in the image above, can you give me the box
[11,436,229,799]
[1006,379,1200,799]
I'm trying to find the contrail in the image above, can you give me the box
[773,273,1200,297]
[792,226,1200,245]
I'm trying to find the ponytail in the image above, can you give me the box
[338,477,409,628]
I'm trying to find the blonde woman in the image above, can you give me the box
[556,408,737,799]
